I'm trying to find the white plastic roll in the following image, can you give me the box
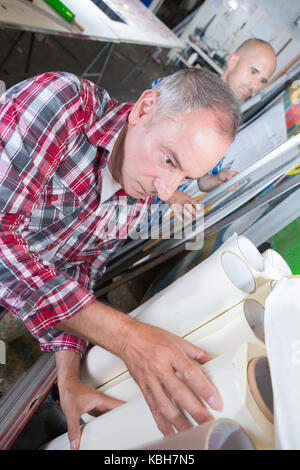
[185,299,265,355]
[264,277,300,450]
[214,233,265,276]
[134,418,255,450]
[262,249,292,280]
[219,235,281,288]
[45,342,274,450]
[134,249,256,331]
[216,235,289,287]
[247,280,275,306]
[81,235,259,388]
[185,343,274,450]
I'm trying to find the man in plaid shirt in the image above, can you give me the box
[0,68,240,448]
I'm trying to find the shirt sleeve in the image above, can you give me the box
[0,72,99,356]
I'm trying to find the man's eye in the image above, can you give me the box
[163,154,173,166]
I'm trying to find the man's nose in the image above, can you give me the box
[251,76,261,92]
[153,174,183,201]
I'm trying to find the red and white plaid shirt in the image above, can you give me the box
[0,72,153,357]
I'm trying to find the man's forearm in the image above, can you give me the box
[56,349,81,388]
[56,300,137,359]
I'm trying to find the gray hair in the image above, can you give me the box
[152,68,241,140]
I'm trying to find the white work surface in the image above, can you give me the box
[0,0,72,35]
[91,0,184,48]
[34,0,119,41]
[0,0,183,48]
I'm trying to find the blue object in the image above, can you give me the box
[140,0,152,7]
[211,156,225,174]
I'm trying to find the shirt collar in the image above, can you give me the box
[85,98,134,157]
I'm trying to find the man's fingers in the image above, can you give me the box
[87,393,124,417]
[162,371,213,426]
[183,204,196,220]
[142,380,175,436]
[66,412,81,450]
[135,376,174,435]
[143,377,194,435]
[182,202,202,220]
[171,203,184,222]
[95,393,124,413]
[171,200,202,222]
[170,350,222,412]
[64,389,124,448]
[226,170,238,178]
[181,339,214,364]
[220,170,238,179]
[219,170,238,183]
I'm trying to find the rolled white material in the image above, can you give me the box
[216,233,265,275]
[216,235,288,287]
[81,234,261,388]
[185,299,266,355]
[134,418,255,450]
[262,249,292,280]
[247,280,275,306]
[264,277,300,450]
[192,342,274,450]
[45,342,273,450]
[221,235,278,288]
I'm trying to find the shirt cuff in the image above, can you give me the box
[18,273,96,342]
[39,332,88,357]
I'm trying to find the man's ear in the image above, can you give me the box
[128,89,158,125]
[226,52,239,72]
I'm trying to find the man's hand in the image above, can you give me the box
[56,350,124,450]
[167,189,203,221]
[119,321,222,436]
[198,170,238,192]
[57,301,222,438]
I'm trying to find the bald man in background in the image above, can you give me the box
[222,38,277,101]
[164,38,277,215]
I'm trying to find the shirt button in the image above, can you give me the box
[48,243,56,250]
[78,213,86,220]
[49,195,58,201]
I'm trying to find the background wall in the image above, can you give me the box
[262,0,300,44]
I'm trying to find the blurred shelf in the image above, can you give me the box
[187,39,224,75]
